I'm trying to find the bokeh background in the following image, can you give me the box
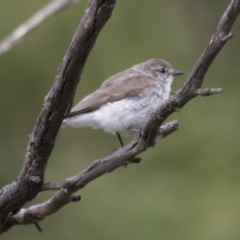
[1,0,240,239]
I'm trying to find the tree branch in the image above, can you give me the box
[143,0,240,147]
[195,88,223,97]
[0,0,80,56]
[2,120,179,228]
[0,0,116,234]
[0,0,240,235]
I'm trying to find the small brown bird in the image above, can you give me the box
[62,58,183,146]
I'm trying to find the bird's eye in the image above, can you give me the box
[158,68,166,74]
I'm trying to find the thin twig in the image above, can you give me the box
[0,0,79,56]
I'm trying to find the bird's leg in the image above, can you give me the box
[111,132,123,154]
[116,132,124,147]
[115,132,128,167]
[115,132,142,166]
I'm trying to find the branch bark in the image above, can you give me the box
[3,120,179,230]
[0,0,116,234]
[0,0,240,235]
[143,0,240,147]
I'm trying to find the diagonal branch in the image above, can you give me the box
[0,0,80,56]
[3,120,180,228]
[0,0,240,235]
[0,0,116,234]
[143,0,240,147]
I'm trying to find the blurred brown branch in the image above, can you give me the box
[0,0,240,235]
[0,0,80,56]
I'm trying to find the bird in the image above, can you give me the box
[62,58,183,147]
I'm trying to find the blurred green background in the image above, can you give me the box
[1,0,240,239]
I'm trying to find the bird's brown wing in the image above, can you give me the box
[65,69,152,119]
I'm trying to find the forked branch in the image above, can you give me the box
[0,0,239,235]
[143,0,240,147]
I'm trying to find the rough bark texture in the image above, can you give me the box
[143,0,240,146]
[0,0,116,233]
[0,0,240,235]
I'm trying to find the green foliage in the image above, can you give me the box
[0,0,240,239]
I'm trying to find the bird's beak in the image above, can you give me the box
[171,70,184,76]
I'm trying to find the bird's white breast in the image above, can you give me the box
[64,75,173,135]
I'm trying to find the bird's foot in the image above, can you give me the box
[123,157,142,167]
[132,157,142,163]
